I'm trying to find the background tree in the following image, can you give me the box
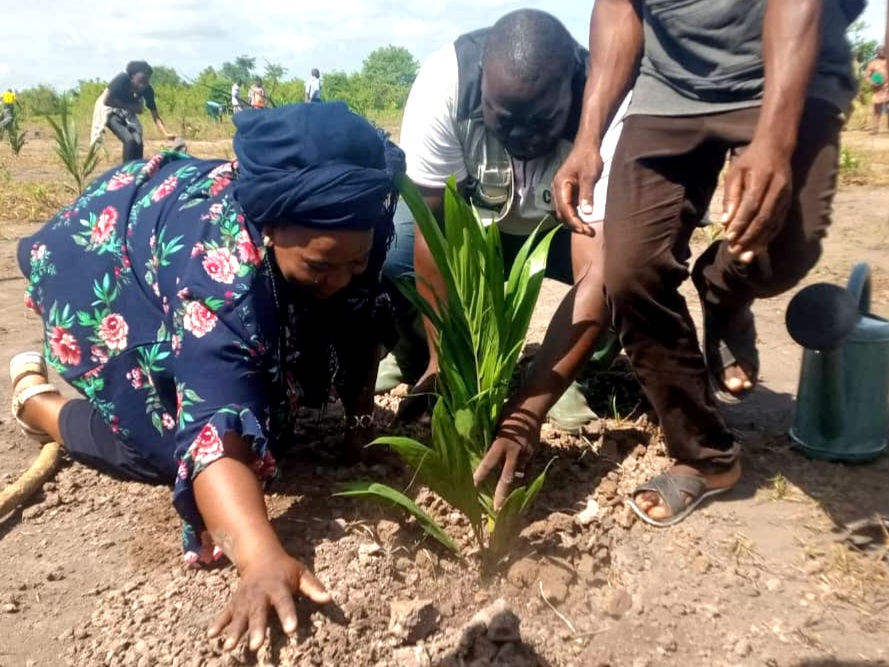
[221,55,256,84]
[263,62,288,85]
[16,85,61,117]
[15,46,422,127]
[361,46,419,88]
[849,20,880,72]
[150,65,184,87]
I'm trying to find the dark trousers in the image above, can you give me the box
[604,98,842,470]
[106,113,144,162]
[59,399,173,485]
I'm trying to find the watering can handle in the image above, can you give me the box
[846,262,871,315]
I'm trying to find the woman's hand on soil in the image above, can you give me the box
[208,549,330,652]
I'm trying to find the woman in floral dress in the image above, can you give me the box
[10,102,403,651]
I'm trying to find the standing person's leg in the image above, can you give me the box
[604,113,742,525]
[693,99,843,352]
[872,101,886,134]
[127,114,144,161]
[106,114,141,163]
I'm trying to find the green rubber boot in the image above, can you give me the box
[375,353,404,395]
[375,313,430,395]
[548,381,598,431]
[547,330,621,431]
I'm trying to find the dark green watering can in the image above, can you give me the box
[786,263,889,462]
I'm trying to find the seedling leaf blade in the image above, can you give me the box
[334,481,459,554]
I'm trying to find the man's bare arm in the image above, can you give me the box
[553,0,643,232]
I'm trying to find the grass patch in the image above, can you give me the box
[0,179,70,222]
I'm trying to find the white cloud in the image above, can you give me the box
[0,0,593,89]
[2,0,885,90]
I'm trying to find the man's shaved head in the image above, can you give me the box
[481,9,578,160]
[483,9,576,83]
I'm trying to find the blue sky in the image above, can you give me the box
[1,0,886,90]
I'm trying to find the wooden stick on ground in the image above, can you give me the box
[0,442,62,518]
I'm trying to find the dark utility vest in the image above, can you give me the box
[451,28,587,231]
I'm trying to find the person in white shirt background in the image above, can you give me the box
[379,8,629,509]
[231,80,244,113]
[305,69,322,103]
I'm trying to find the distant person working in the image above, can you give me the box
[0,88,16,132]
[249,78,267,108]
[90,61,175,163]
[231,80,244,113]
[305,69,322,103]
[866,46,888,133]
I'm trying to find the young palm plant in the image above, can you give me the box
[337,175,555,564]
[6,117,27,156]
[46,97,100,194]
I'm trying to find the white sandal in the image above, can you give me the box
[9,352,59,444]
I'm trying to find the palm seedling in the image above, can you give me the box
[46,97,100,194]
[337,175,556,564]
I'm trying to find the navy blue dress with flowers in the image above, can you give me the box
[18,152,391,564]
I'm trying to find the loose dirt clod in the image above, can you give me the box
[389,599,440,645]
[466,598,522,644]
[576,499,600,527]
[602,588,633,619]
[392,645,432,667]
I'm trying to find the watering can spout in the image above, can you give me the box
[786,263,889,462]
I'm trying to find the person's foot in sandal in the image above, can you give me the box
[701,301,759,402]
[704,311,759,400]
[692,265,760,402]
[10,352,62,444]
[722,362,754,395]
[627,461,742,527]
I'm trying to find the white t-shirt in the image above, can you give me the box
[231,83,240,107]
[306,76,321,100]
[400,43,629,224]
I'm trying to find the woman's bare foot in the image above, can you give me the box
[632,461,742,522]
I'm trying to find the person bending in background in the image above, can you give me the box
[90,61,175,163]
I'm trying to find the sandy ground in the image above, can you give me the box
[0,133,888,667]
